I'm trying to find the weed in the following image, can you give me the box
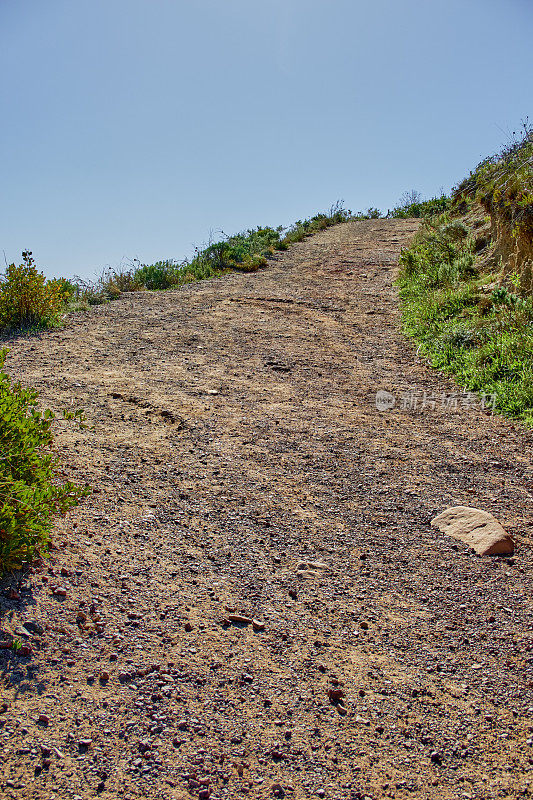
[61,408,89,429]
[69,263,143,306]
[70,276,111,307]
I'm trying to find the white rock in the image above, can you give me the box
[430,506,514,556]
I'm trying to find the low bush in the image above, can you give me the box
[0,349,88,571]
[133,261,181,290]
[188,226,282,275]
[390,193,451,219]
[102,265,143,294]
[281,202,359,246]
[0,251,67,332]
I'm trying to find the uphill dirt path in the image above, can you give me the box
[1,218,533,800]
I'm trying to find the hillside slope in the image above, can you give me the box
[1,219,532,800]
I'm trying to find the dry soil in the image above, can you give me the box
[1,219,533,800]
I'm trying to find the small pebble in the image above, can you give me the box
[228,614,253,625]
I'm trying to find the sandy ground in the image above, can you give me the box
[1,218,533,800]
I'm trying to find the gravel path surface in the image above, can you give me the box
[1,219,532,800]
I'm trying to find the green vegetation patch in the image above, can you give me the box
[397,211,533,425]
[0,350,88,572]
[389,191,451,219]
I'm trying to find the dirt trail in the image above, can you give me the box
[1,219,533,800]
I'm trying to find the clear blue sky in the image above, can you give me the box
[1,0,531,279]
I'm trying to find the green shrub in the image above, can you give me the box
[0,349,88,571]
[363,207,382,219]
[398,214,477,288]
[441,221,469,242]
[279,203,355,247]
[0,251,67,332]
[390,194,451,219]
[133,261,181,290]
